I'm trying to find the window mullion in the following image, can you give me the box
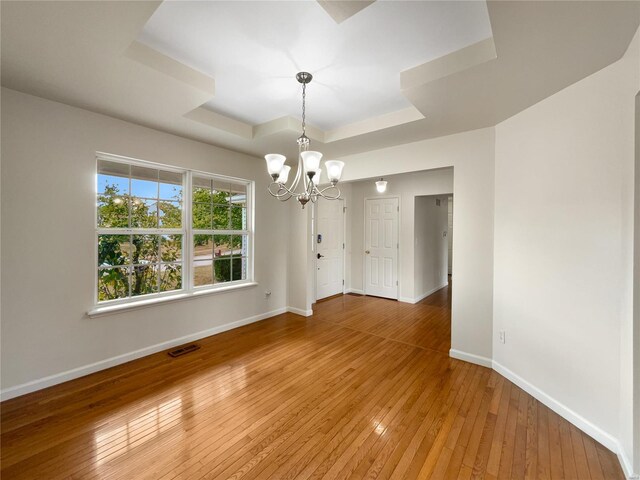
[185,172,193,292]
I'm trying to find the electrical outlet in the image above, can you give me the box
[265,290,272,299]
[499,330,506,344]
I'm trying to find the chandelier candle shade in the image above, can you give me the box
[265,72,345,208]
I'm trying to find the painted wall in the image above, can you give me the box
[493,27,640,471]
[344,170,452,302]
[447,196,453,275]
[338,128,495,361]
[0,88,288,395]
[414,195,449,302]
[634,89,640,479]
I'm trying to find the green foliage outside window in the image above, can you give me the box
[97,183,182,301]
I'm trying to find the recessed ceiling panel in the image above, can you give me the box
[138,0,492,130]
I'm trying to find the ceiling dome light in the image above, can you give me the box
[264,72,344,208]
[375,178,387,193]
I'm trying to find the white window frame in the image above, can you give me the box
[92,152,255,314]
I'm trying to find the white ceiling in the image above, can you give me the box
[138,1,492,130]
[1,1,639,161]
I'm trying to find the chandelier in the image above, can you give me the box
[265,72,344,208]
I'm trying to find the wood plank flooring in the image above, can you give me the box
[0,285,624,479]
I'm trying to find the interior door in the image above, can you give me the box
[316,198,344,300]
[365,197,398,299]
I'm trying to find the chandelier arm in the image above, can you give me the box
[268,182,297,199]
[316,184,342,200]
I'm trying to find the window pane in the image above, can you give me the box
[213,235,232,259]
[98,235,131,267]
[159,170,182,201]
[160,264,182,292]
[232,257,247,281]
[161,235,182,262]
[98,267,130,301]
[235,235,249,257]
[131,264,159,296]
[131,165,159,199]
[159,201,182,228]
[214,259,232,283]
[213,205,230,229]
[132,235,159,264]
[193,235,213,286]
[230,184,247,206]
[212,180,230,204]
[193,176,211,203]
[98,160,129,195]
[193,203,212,229]
[131,199,158,228]
[98,196,129,228]
[194,261,213,287]
[231,206,246,230]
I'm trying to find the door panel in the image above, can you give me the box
[316,198,344,300]
[365,197,398,299]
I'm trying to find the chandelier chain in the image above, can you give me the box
[301,82,306,137]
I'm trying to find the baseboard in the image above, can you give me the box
[287,306,313,317]
[345,288,364,295]
[450,352,636,477]
[617,448,638,479]
[449,348,493,368]
[400,283,449,304]
[0,307,288,402]
[491,361,632,474]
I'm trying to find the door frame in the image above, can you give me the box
[314,197,346,301]
[362,195,400,300]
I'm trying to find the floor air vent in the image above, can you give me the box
[168,344,200,357]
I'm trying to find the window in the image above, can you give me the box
[96,153,253,306]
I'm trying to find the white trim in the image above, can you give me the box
[0,306,287,402]
[287,307,313,317]
[449,348,493,368]
[399,283,449,304]
[492,361,637,477]
[346,288,364,295]
[617,447,638,479]
[450,351,637,477]
[88,281,258,317]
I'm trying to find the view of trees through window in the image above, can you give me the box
[192,176,248,287]
[96,157,250,303]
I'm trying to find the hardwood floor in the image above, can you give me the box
[0,285,623,479]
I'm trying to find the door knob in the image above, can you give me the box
[365,250,370,254]
[317,253,324,259]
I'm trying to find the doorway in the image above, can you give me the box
[364,196,399,299]
[315,198,345,300]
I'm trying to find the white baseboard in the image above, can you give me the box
[345,288,364,295]
[492,361,638,478]
[287,306,313,317]
[450,351,637,478]
[449,348,493,368]
[400,283,449,304]
[0,307,288,402]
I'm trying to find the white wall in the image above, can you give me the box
[0,88,288,395]
[338,128,495,361]
[493,27,640,473]
[414,195,449,301]
[447,196,453,275]
[634,90,640,478]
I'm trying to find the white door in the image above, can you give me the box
[316,198,344,300]
[365,197,399,299]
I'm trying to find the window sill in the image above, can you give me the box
[87,282,258,318]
